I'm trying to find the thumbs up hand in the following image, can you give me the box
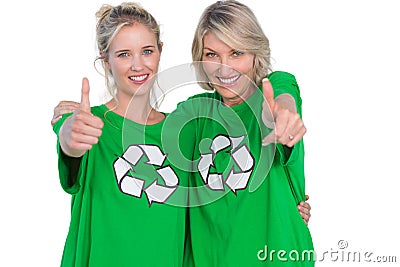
[261,78,306,147]
[59,78,104,157]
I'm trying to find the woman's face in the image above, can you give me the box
[105,23,161,100]
[201,31,256,106]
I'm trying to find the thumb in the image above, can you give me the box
[262,130,276,146]
[262,77,275,112]
[261,78,275,128]
[80,77,91,112]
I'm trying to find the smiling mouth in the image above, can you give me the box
[129,74,149,82]
[217,75,240,85]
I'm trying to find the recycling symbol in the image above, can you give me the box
[198,134,255,192]
[113,144,178,205]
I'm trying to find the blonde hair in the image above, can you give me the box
[95,2,162,100]
[192,0,271,90]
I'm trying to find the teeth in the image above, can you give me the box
[129,74,148,81]
[218,75,240,84]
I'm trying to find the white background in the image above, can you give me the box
[1,0,399,266]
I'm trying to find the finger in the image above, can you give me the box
[261,78,275,128]
[80,77,91,113]
[51,116,63,126]
[262,130,275,146]
[286,126,306,147]
[58,101,80,107]
[282,114,305,147]
[72,122,103,139]
[305,195,310,201]
[274,109,290,144]
[70,130,102,145]
[300,213,311,226]
[68,139,95,151]
[298,204,309,215]
[75,111,104,129]
[55,104,78,116]
[262,78,275,112]
[299,201,311,211]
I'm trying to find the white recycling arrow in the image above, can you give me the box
[231,145,254,172]
[210,135,230,153]
[120,175,145,198]
[139,145,167,166]
[145,180,177,205]
[198,153,213,183]
[207,173,224,190]
[113,157,131,184]
[225,169,252,193]
[122,145,143,165]
[229,135,245,150]
[156,166,178,186]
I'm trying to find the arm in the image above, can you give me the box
[262,78,306,147]
[59,78,103,158]
[261,73,311,224]
[52,78,103,193]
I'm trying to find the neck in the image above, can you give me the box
[106,94,162,125]
[221,85,256,107]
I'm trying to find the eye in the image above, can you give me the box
[205,52,217,58]
[232,50,244,57]
[117,52,129,58]
[143,49,153,55]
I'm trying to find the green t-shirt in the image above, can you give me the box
[173,71,314,266]
[53,105,193,267]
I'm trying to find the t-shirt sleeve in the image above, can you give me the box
[268,71,302,118]
[52,114,82,194]
[267,71,304,165]
[276,140,306,203]
[268,72,307,202]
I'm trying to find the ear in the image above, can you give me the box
[100,52,111,71]
[159,41,164,53]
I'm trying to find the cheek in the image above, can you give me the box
[202,60,219,75]
[146,54,161,70]
[238,57,253,72]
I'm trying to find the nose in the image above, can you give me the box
[131,54,144,71]
[219,57,234,77]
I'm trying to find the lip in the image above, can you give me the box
[216,74,241,87]
[128,74,150,85]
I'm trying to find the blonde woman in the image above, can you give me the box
[180,0,314,266]
[53,3,193,266]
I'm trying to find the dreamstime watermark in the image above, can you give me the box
[257,240,397,263]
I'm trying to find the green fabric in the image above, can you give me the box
[175,72,314,266]
[53,71,313,266]
[53,105,191,267]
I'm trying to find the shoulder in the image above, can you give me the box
[268,71,297,82]
[90,105,107,117]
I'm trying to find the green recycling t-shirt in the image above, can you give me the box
[53,105,194,267]
[171,71,314,266]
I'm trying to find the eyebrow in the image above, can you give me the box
[203,47,237,53]
[203,47,215,52]
[114,45,157,54]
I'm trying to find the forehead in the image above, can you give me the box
[203,31,233,51]
[110,23,157,50]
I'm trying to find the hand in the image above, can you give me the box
[59,78,104,157]
[51,101,80,126]
[261,78,306,147]
[298,195,311,225]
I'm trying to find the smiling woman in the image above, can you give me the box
[201,31,257,106]
[103,23,162,116]
[52,3,191,266]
